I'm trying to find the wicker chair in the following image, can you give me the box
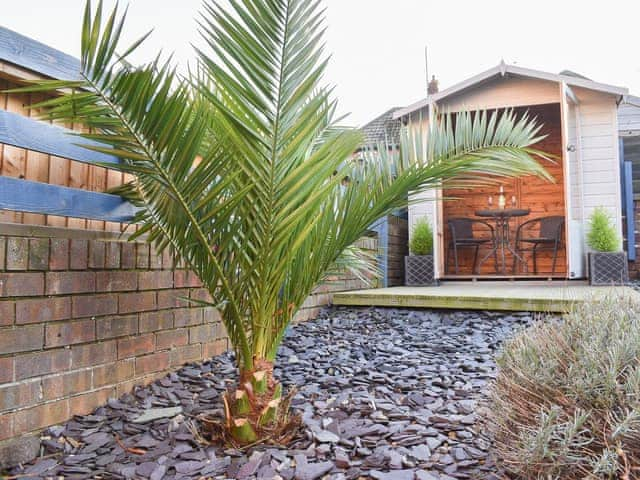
[513,216,565,274]
[447,217,496,275]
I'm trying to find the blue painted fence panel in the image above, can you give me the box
[0,176,137,223]
[0,109,118,166]
[0,26,81,81]
[624,161,636,261]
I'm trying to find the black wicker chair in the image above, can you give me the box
[513,216,565,274]
[447,217,496,275]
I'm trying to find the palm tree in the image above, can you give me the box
[21,0,552,445]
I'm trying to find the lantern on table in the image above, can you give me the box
[498,185,506,209]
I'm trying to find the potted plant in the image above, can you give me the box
[405,218,435,285]
[586,207,628,285]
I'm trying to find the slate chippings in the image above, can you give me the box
[11,307,540,479]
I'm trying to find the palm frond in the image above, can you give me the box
[15,0,554,372]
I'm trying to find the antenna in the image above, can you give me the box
[424,46,429,96]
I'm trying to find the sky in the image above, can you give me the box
[2,1,640,126]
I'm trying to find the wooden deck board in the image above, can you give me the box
[332,281,640,313]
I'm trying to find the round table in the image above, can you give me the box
[475,208,530,275]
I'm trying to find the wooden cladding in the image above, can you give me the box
[442,103,567,277]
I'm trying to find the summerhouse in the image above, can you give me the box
[393,62,636,280]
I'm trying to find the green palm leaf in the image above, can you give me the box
[13,0,553,444]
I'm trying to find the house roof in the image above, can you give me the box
[360,107,402,147]
[393,62,629,119]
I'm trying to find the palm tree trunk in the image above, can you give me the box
[225,358,284,444]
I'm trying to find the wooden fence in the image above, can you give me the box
[0,25,131,229]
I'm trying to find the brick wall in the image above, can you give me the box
[0,225,378,466]
[294,234,379,322]
[0,224,229,466]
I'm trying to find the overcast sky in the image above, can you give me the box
[2,1,639,126]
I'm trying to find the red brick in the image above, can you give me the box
[72,294,118,318]
[156,328,189,350]
[49,238,69,270]
[190,288,213,303]
[0,325,43,354]
[188,272,202,287]
[116,371,165,397]
[0,379,41,411]
[96,271,137,292]
[136,351,169,375]
[175,270,202,288]
[0,413,14,440]
[149,250,163,269]
[136,244,150,269]
[139,310,173,333]
[88,241,106,269]
[69,388,113,416]
[0,272,44,297]
[161,249,174,269]
[121,243,136,269]
[46,272,95,295]
[69,239,88,270]
[189,324,217,344]
[138,271,173,290]
[46,318,95,347]
[173,271,187,288]
[96,315,138,339]
[157,289,190,309]
[6,237,28,270]
[0,238,4,270]
[0,300,15,326]
[15,297,71,324]
[0,357,15,383]
[119,291,156,314]
[28,239,49,270]
[203,307,223,324]
[71,341,116,368]
[15,349,71,380]
[173,308,203,327]
[93,359,134,387]
[14,399,70,434]
[203,338,228,358]
[105,242,121,269]
[170,344,201,367]
[42,369,93,401]
[117,333,155,359]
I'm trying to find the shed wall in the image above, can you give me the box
[436,76,561,112]
[573,87,623,238]
[618,96,640,134]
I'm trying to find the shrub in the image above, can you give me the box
[410,218,433,255]
[587,207,620,252]
[485,296,640,479]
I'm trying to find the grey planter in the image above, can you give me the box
[588,252,628,285]
[405,255,435,286]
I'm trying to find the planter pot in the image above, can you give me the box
[405,255,435,286]
[588,252,628,286]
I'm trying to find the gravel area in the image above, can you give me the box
[10,307,542,479]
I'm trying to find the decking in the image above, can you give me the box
[332,281,640,313]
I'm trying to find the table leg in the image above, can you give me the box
[477,218,501,274]
[499,218,508,274]
[504,217,527,274]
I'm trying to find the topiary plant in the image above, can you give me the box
[410,218,433,256]
[586,207,620,252]
[484,296,640,479]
